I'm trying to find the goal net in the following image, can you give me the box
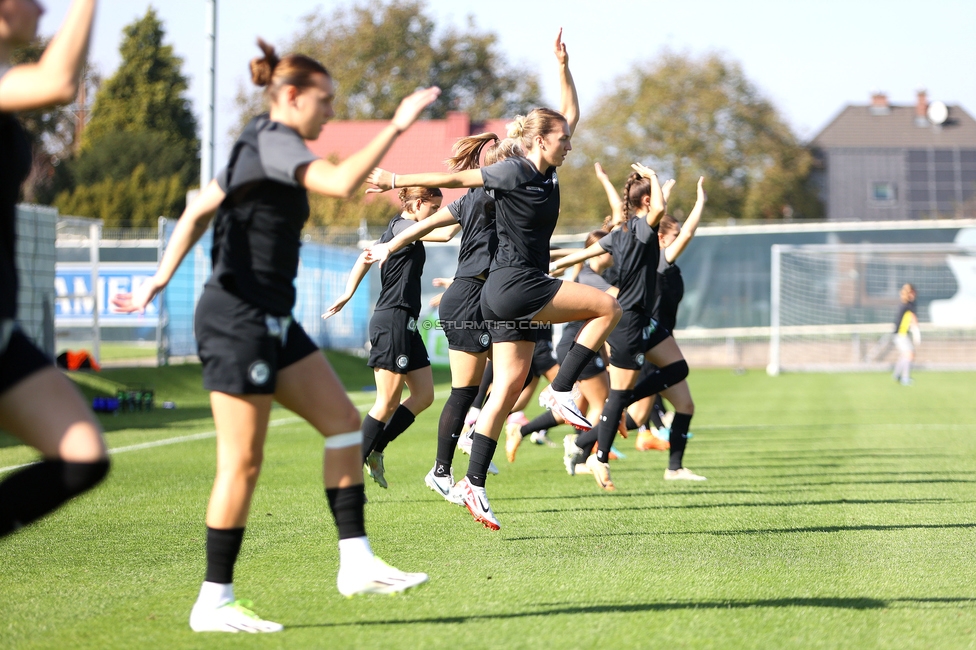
[767,243,976,374]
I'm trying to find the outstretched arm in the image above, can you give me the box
[595,163,622,225]
[112,180,225,313]
[298,87,441,198]
[554,28,580,134]
[365,208,460,264]
[323,252,373,318]
[549,241,609,273]
[366,167,484,193]
[665,177,707,264]
[0,0,97,111]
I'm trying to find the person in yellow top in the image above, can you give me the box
[893,283,920,386]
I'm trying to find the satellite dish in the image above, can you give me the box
[927,100,949,125]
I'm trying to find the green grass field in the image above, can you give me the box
[3,357,976,649]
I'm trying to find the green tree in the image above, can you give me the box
[234,0,540,132]
[55,8,198,227]
[558,52,821,227]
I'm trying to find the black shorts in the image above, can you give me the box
[195,286,319,395]
[368,307,430,374]
[0,328,53,397]
[607,310,671,370]
[555,330,606,380]
[439,277,491,353]
[531,333,558,378]
[480,266,561,343]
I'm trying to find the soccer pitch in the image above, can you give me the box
[2,357,976,649]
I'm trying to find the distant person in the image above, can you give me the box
[893,283,920,386]
[116,39,438,633]
[326,186,443,490]
[0,0,110,539]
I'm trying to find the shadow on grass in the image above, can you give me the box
[515,497,949,515]
[287,596,976,628]
[506,521,976,542]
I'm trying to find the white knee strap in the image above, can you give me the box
[325,430,363,450]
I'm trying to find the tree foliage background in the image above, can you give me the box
[559,52,822,227]
[54,9,198,228]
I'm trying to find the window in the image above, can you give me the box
[872,182,896,202]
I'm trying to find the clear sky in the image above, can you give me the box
[39,0,976,158]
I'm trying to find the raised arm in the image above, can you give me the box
[594,163,622,225]
[323,251,373,318]
[365,207,459,265]
[113,180,225,313]
[665,177,706,264]
[549,241,609,273]
[631,163,665,227]
[554,28,580,134]
[298,87,440,198]
[0,0,97,111]
[366,167,484,193]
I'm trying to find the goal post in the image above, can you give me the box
[767,242,976,375]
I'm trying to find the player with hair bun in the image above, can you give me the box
[116,38,439,633]
[365,136,522,502]
[366,29,622,531]
[326,186,444,489]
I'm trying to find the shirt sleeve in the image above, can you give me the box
[481,158,533,192]
[633,217,655,244]
[391,218,416,237]
[215,166,230,192]
[657,249,671,273]
[598,230,616,254]
[447,195,465,223]
[257,123,320,187]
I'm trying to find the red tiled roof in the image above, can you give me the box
[308,112,511,205]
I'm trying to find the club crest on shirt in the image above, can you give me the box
[249,360,271,385]
[407,317,417,332]
[396,354,409,369]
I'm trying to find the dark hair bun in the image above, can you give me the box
[249,38,280,87]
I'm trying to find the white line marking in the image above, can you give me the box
[0,388,455,475]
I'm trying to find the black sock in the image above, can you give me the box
[521,411,559,437]
[374,405,415,453]
[473,362,493,409]
[205,526,245,584]
[0,459,110,539]
[575,427,598,451]
[466,433,497,488]
[596,389,634,463]
[361,414,386,463]
[668,413,693,471]
[326,484,367,539]
[550,343,596,392]
[436,386,479,476]
[647,397,666,429]
[632,360,689,402]
[625,412,641,431]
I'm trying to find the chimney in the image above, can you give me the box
[915,89,929,127]
[869,91,890,115]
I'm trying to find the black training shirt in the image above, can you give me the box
[653,249,684,332]
[208,114,320,315]
[599,216,659,315]
[0,108,32,321]
[374,215,426,317]
[481,157,560,274]
[447,187,496,279]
